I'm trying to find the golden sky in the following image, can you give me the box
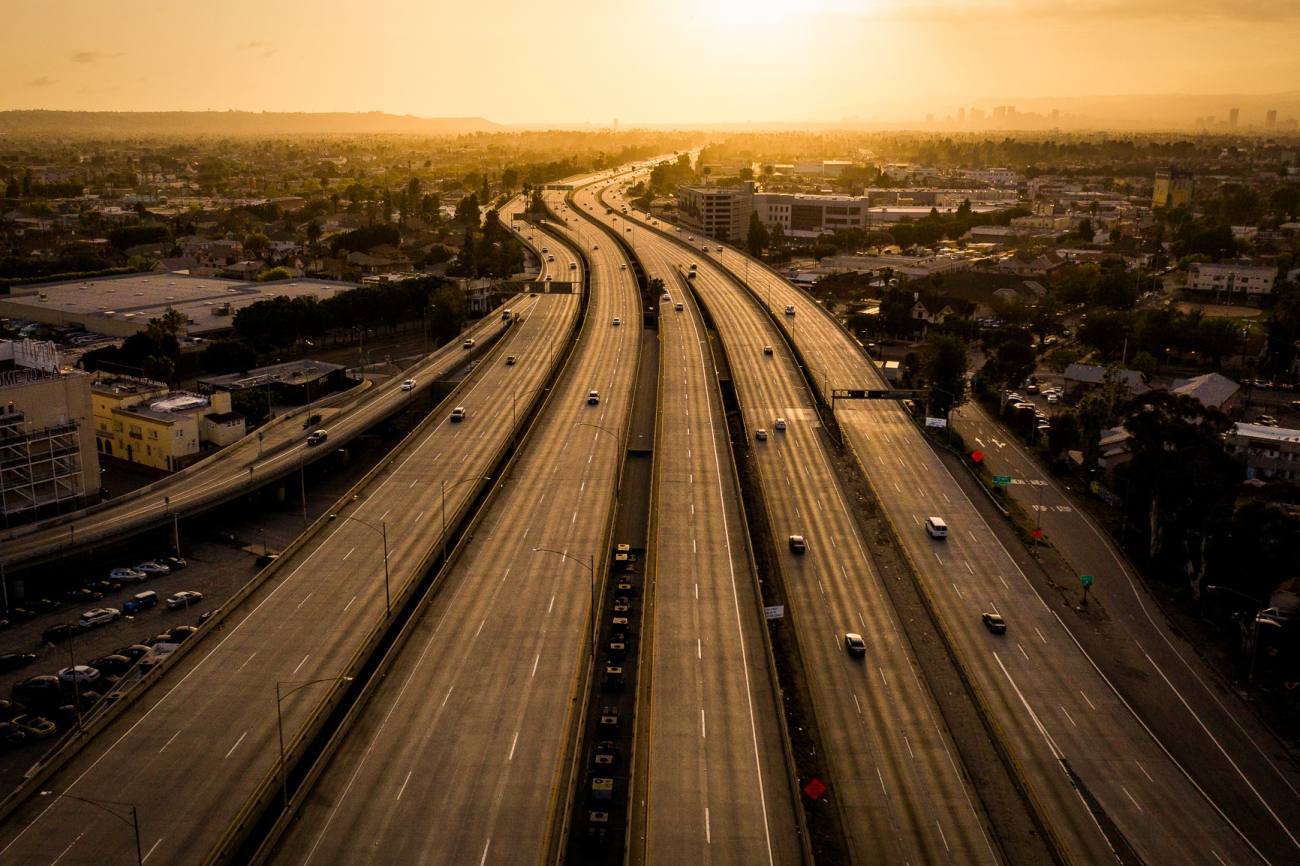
[2,0,1297,124]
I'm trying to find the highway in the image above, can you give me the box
[0,208,581,865]
[608,183,1266,864]
[592,183,998,865]
[950,397,1300,863]
[266,184,642,865]
[1,298,517,573]
[582,200,801,861]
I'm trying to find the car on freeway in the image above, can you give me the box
[611,317,621,326]
[674,303,684,312]
[925,516,949,539]
[587,390,601,405]
[79,607,121,628]
[844,633,867,657]
[449,407,466,423]
[12,675,63,706]
[784,305,796,316]
[788,535,807,554]
[166,591,204,610]
[41,623,81,644]
[462,338,476,349]
[107,568,144,585]
[1046,393,1059,404]
[306,429,329,446]
[57,665,101,685]
[0,653,37,673]
[136,560,171,576]
[762,345,773,356]
[716,245,724,252]
[401,378,417,391]
[506,355,517,366]
[755,429,768,441]
[619,263,627,270]
[774,417,787,431]
[546,255,555,262]
[10,715,56,740]
[569,262,577,270]
[981,612,1007,635]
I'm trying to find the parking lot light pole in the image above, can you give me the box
[276,676,354,810]
[39,790,141,866]
[328,514,389,617]
[532,547,595,665]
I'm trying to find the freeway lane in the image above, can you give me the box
[0,297,517,572]
[624,190,1270,865]
[596,182,997,865]
[0,280,577,863]
[266,185,641,866]
[589,213,800,861]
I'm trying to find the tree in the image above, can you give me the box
[1077,218,1094,241]
[501,168,519,190]
[306,219,322,250]
[243,231,269,260]
[1046,412,1080,460]
[1078,311,1130,359]
[147,307,188,342]
[921,334,967,416]
[981,328,1036,389]
[200,339,257,375]
[746,212,770,257]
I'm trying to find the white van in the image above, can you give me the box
[925,516,949,539]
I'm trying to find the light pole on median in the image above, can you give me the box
[532,547,596,665]
[276,675,354,810]
[440,475,491,565]
[328,513,390,617]
[39,789,142,866]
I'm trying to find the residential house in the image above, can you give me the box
[1171,372,1241,412]
[1063,363,1148,398]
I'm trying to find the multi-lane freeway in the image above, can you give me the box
[0,201,581,866]
[265,184,641,865]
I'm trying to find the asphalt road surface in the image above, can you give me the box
[266,182,642,866]
[0,259,577,863]
[611,186,1266,865]
[597,183,998,865]
[571,184,802,865]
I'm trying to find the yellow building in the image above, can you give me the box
[92,375,243,473]
[1152,169,1193,209]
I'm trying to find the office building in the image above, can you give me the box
[1267,110,1278,130]
[676,183,755,244]
[0,340,100,523]
[1152,169,1193,209]
[1229,107,1240,128]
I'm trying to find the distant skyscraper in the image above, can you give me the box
[1051,108,1060,122]
[992,105,1006,120]
[1266,109,1278,129]
[1229,107,1240,127]
[971,108,984,122]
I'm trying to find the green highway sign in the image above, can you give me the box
[993,475,1012,486]
[1080,574,1094,588]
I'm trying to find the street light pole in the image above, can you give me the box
[533,547,596,665]
[276,676,353,810]
[39,790,142,866]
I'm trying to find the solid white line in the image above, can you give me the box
[224,730,247,759]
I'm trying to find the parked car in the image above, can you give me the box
[12,675,63,706]
[41,623,81,644]
[56,665,101,685]
[114,644,152,663]
[160,556,187,570]
[136,561,171,576]
[0,723,25,750]
[167,625,198,643]
[0,653,37,673]
[36,596,68,611]
[86,655,133,676]
[87,579,122,595]
[110,567,148,584]
[166,591,204,610]
[0,699,21,720]
[122,590,158,614]
[10,715,55,740]
[981,612,1007,635]
[79,607,122,628]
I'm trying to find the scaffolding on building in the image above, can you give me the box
[0,409,85,523]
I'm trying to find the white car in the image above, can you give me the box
[763,345,773,356]
[111,567,148,583]
[611,317,621,326]
[450,407,466,422]
[784,305,796,316]
[79,607,121,628]
[587,390,601,405]
[401,378,416,391]
[1046,393,1059,404]
[755,429,768,441]
[57,665,102,685]
[774,418,787,431]
[166,591,204,610]
[462,338,475,349]
[136,561,170,575]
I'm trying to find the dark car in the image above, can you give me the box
[61,588,102,604]
[8,608,36,623]
[981,612,1007,635]
[0,722,26,750]
[167,626,198,643]
[0,699,23,720]
[42,623,82,644]
[86,654,133,676]
[0,653,37,673]
[33,597,64,613]
[114,644,152,663]
[160,556,187,571]
[88,579,122,595]
[12,675,64,707]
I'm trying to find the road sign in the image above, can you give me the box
[803,778,827,801]
[1080,574,1094,588]
[764,605,785,621]
[924,416,947,428]
[993,475,1012,486]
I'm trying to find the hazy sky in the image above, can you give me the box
[3,0,1297,124]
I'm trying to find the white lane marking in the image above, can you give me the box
[51,833,85,864]
[1080,690,1097,711]
[1060,705,1077,728]
[296,592,314,611]
[700,709,706,739]
[1034,626,1047,644]
[998,575,1009,590]
[475,618,486,638]
[936,821,951,852]
[396,770,413,801]
[852,692,862,715]
[142,837,163,863]
[158,730,181,754]
[1121,785,1145,814]
[952,582,964,598]
[236,651,258,673]
[224,730,247,759]
[903,735,915,759]
[548,595,556,613]
[697,639,702,659]
[532,653,541,678]
[965,561,974,574]
[509,730,519,761]
[343,594,358,613]
[442,686,453,707]
[479,839,491,866]
[692,538,697,554]
[1136,760,1155,783]
[292,654,310,675]
[705,807,711,844]
[1017,643,1030,661]
[343,547,355,561]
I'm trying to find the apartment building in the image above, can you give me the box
[1187,262,1277,299]
[0,340,100,522]
[1226,423,1300,482]
[92,375,244,473]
